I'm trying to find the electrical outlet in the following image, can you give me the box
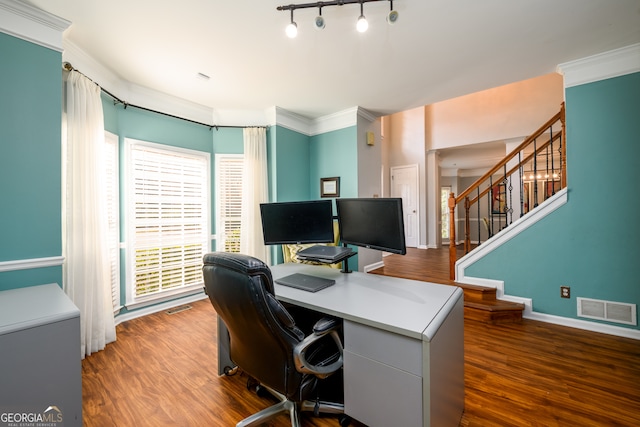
[560,286,570,299]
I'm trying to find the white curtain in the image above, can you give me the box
[240,127,270,263]
[63,70,116,358]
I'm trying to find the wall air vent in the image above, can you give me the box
[577,298,637,325]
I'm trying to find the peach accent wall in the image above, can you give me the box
[429,73,564,150]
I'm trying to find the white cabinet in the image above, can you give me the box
[0,284,82,426]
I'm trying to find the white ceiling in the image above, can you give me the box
[23,0,640,122]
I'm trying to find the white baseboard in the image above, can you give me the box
[524,311,640,340]
[364,260,384,272]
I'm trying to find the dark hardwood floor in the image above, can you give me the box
[82,249,640,426]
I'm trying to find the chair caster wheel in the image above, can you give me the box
[338,415,351,427]
[223,366,237,376]
[255,385,270,398]
[246,377,260,391]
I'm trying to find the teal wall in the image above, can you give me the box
[0,32,362,297]
[466,72,640,329]
[310,127,358,200]
[310,126,359,267]
[270,125,311,202]
[0,33,63,291]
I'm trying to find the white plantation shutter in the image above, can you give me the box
[215,155,243,252]
[126,139,210,303]
[104,131,120,311]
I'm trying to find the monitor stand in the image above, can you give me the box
[340,244,354,273]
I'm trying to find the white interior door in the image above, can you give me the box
[391,165,419,248]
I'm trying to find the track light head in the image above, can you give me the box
[356,2,368,32]
[286,21,298,38]
[286,10,298,38]
[387,10,399,25]
[315,7,325,30]
[387,0,399,25]
[356,15,368,32]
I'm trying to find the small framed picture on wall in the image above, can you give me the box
[320,177,340,198]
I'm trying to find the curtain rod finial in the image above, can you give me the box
[63,62,74,71]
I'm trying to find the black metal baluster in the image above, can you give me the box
[551,125,556,194]
[478,187,482,244]
[506,164,512,226]
[488,177,493,240]
[533,138,539,208]
[519,152,525,217]
[558,125,563,186]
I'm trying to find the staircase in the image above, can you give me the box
[447,104,566,280]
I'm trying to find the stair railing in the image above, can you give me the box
[448,103,566,279]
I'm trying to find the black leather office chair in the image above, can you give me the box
[202,252,349,427]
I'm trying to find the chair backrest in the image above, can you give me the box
[202,252,305,396]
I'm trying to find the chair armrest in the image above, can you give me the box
[293,317,343,379]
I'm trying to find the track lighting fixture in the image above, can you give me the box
[277,0,399,37]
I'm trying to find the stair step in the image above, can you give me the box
[444,282,524,323]
[453,282,497,302]
[464,300,525,324]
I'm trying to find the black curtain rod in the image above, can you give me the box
[62,62,266,131]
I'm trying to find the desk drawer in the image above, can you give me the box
[344,320,422,376]
[344,349,422,427]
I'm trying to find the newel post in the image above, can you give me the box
[448,192,456,280]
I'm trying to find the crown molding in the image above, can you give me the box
[357,107,378,123]
[557,43,640,88]
[310,107,359,135]
[0,0,70,52]
[270,106,314,135]
[270,106,371,136]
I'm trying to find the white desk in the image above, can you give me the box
[218,263,464,427]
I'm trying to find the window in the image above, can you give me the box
[105,131,120,312]
[125,139,210,306]
[215,154,243,253]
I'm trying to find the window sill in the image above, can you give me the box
[126,284,204,312]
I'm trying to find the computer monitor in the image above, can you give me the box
[260,200,334,245]
[336,198,407,255]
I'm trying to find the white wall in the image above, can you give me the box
[387,106,427,248]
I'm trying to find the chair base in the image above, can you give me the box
[237,386,344,427]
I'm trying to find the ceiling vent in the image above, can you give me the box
[577,298,636,326]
